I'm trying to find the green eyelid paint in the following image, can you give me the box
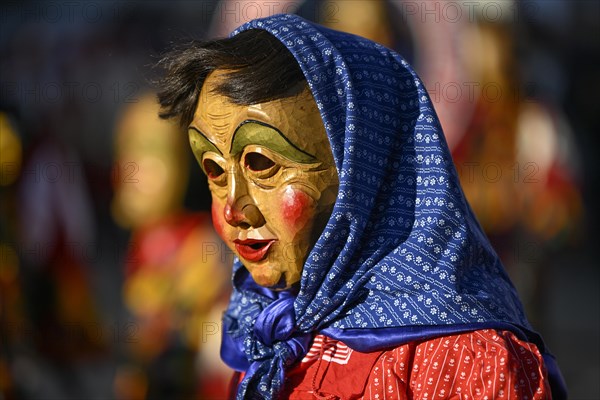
[231,122,316,164]
[188,128,222,160]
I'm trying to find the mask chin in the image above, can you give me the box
[267,275,302,292]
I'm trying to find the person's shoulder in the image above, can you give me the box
[408,329,547,378]
[366,330,551,399]
[416,329,542,354]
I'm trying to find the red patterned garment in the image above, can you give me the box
[282,330,551,399]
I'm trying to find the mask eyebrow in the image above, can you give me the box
[230,120,316,163]
[188,126,222,157]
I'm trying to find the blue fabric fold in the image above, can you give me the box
[254,295,296,346]
[217,13,567,399]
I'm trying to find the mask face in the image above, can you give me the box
[189,71,339,290]
[112,94,188,229]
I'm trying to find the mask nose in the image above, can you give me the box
[223,168,265,229]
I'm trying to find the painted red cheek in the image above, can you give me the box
[211,202,226,240]
[281,189,312,227]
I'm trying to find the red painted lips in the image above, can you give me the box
[233,239,275,262]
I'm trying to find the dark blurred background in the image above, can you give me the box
[1,1,598,399]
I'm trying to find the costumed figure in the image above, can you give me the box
[157,14,566,399]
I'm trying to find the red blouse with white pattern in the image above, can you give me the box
[281,329,551,399]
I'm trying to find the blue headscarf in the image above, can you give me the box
[220,14,565,399]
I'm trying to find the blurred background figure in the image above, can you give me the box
[1,1,598,399]
[451,15,583,325]
[3,107,108,399]
[111,94,231,400]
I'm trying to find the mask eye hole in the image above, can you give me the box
[245,152,275,171]
[202,159,224,179]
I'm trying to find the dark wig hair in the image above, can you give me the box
[156,29,307,129]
